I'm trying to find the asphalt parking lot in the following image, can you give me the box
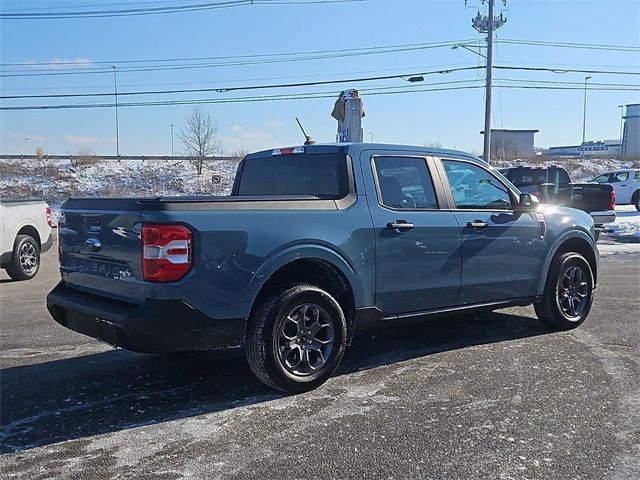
[1,245,639,479]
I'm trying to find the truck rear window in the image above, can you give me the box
[236,153,349,198]
[505,168,570,186]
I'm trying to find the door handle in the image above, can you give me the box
[386,220,414,230]
[467,220,488,229]
[620,184,627,187]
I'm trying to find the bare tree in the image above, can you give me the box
[179,106,221,175]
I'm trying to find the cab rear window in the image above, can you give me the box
[236,153,349,198]
[505,168,570,186]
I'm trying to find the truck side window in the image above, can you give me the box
[373,157,438,209]
[635,171,640,181]
[592,174,610,184]
[612,172,629,183]
[443,160,512,210]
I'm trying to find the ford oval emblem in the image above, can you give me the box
[84,238,102,252]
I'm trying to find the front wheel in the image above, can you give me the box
[534,252,594,330]
[245,284,347,393]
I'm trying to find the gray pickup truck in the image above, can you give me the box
[48,144,599,392]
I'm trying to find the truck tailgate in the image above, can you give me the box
[566,183,613,213]
[541,183,613,213]
[59,200,145,303]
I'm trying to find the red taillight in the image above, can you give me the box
[609,190,616,210]
[45,206,53,227]
[142,224,193,282]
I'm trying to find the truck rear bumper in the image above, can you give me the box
[46,282,245,353]
[590,210,616,227]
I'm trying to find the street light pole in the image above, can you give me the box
[369,132,374,143]
[170,123,175,156]
[581,76,592,158]
[111,65,120,158]
[24,137,30,155]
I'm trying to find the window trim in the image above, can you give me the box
[370,154,442,212]
[434,157,520,212]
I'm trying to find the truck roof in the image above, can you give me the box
[246,142,483,164]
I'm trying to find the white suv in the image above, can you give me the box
[591,169,640,211]
[0,200,53,280]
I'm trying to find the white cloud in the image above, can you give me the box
[64,134,113,146]
[222,129,279,153]
[23,58,92,70]
[229,124,243,133]
[10,133,46,142]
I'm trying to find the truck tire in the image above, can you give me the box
[534,252,594,330]
[5,235,40,281]
[245,284,347,393]
[633,190,640,212]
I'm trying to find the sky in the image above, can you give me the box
[1,0,639,156]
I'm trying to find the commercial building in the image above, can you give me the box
[481,129,539,160]
[621,103,640,159]
[546,140,621,158]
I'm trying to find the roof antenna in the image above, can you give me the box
[296,117,317,145]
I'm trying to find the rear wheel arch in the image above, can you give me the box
[248,258,357,344]
[16,224,41,247]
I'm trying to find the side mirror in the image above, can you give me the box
[517,193,539,211]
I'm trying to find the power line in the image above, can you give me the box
[498,38,640,53]
[0,62,476,92]
[0,41,475,77]
[1,82,637,112]
[0,66,483,99]
[0,0,371,19]
[2,39,473,68]
[4,38,636,70]
[4,68,639,101]
[0,1,202,12]
[493,65,640,76]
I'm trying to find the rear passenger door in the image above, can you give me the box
[610,171,631,203]
[363,154,461,315]
[436,158,546,305]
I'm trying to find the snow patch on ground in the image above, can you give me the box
[603,205,640,242]
[598,242,640,256]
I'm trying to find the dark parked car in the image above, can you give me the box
[499,166,615,239]
[48,144,600,392]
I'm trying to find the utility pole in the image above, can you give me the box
[471,0,507,162]
[24,137,30,155]
[581,76,591,158]
[170,123,175,156]
[111,65,120,158]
